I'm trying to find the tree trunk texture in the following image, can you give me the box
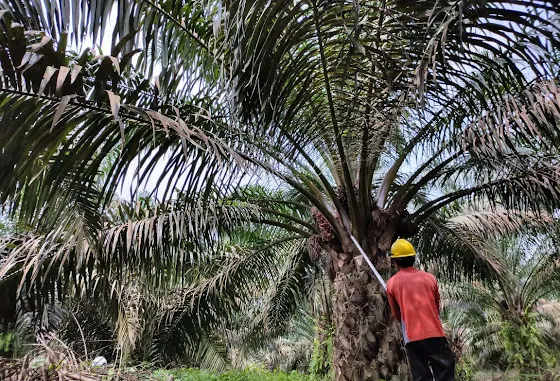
[330,250,409,381]
[311,204,416,380]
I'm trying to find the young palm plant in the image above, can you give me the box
[2,1,560,380]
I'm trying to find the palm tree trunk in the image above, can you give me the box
[330,250,409,381]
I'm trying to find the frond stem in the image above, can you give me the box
[311,1,360,234]
[412,177,524,224]
[140,0,211,54]
[261,208,319,234]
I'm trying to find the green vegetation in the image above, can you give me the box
[151,368,327,381]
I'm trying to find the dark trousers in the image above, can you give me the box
[405,337,456,381]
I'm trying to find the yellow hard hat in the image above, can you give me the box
[390,238,416,258]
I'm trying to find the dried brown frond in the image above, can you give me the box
[307,234,323,262]
[0,335,98,381]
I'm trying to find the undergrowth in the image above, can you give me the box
[150,368,327,381]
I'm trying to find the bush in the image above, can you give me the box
[472,370,560,381]
[499,316,556,373]
[456,357,474,381]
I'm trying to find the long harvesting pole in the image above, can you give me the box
[349,235,387,291]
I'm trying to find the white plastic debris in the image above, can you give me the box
[91,356,107,367]
[29,355,46,369]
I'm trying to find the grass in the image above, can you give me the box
[149,368,327,381]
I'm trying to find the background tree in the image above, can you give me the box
[444,233,560,373]
[0,186,321,369]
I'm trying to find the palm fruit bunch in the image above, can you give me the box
[311,207,335,242]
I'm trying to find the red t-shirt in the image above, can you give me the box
[387,267,445,343]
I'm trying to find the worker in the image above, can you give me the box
[386,238,455,381]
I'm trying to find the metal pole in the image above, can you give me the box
[349,235,387,291]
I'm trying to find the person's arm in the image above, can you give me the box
[387,289,401,322]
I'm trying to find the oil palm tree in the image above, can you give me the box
[2,1,560,380]
[0,186,319,369]
[443,233,560,373]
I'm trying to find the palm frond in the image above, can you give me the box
[446,205,555,240]
[414,213,497,281]
[195,332,230,372]
[0,11,242,227]
[0,0,218,94]
[0,189,267,330]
